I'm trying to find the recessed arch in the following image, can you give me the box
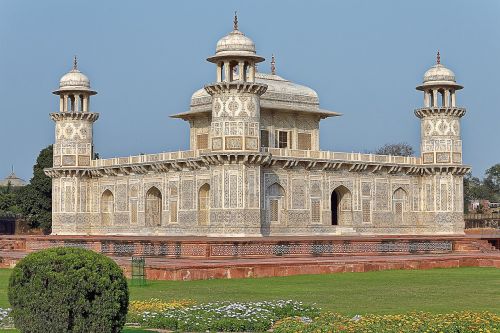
[145,186,162,227]
[198,183,210,225]
[101,190,114,226]
[331,185,352,226]
[266,182,285,224]
[393,187,409,223]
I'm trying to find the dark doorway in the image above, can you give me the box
[331,191,339,225]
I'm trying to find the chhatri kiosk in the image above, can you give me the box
[46,16,469,238]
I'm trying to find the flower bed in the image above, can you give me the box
[128,300,319,332]
[272,311,500,333]
[0,308,13,329]
[129,299,195,313]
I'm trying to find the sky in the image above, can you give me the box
[0,0,499,181]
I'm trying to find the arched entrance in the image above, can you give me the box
[145,187,162,227]
[331,186,352,226]
[101,190,114,226]
[198,184,210,225]
[331,191,339,225]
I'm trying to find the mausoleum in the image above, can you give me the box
[45,16,469,236]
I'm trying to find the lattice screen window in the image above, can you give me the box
[362,199,371,223]
[440,183,448,211]
[395,202,403,214]
[412,183,420,211]
[361,182,371,196]
[130,201,138,224]
[297,133,312,150]
[394,201,403,222]
[170,200,178,223]
[260,130,269,148]
[270,199,279,223]
[198,185,209,225]
[311,199,321,224]
[197,134,208,150]
[393,188,408,212]
[169,184,178,223]
[454,181,461,212]
[427,184,433,211]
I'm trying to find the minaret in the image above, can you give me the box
[51,57,98,167]
[204,13,267,152]
[415,52,466,165]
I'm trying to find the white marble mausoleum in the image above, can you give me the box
[45,16,469,236]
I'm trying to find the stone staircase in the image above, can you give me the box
[454,239,499,253]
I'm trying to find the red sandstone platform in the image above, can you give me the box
[0,234,498,280]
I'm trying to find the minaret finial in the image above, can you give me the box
[73,55,78,70]
[233,11,238,30]
[271,54,276,75]
[436,50,441,65]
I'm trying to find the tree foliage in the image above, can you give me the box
[17,145,53,232]
[374,143,415,157]
[8,247,129,333]
[463,163,500,212]
[484,164,500,201]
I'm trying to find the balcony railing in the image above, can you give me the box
[91,148,421,168]
[264,148,421,165]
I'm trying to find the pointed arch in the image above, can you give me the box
[198,183,210,225]
[331,185,352,226]
[393,187,409,223]
[101,190,114,226]
[145,186,162,227]
[266,182,285,224]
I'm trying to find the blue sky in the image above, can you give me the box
[0,0,499,181]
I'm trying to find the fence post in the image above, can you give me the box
[131,256,146,286]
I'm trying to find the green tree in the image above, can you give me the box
[9,247,129,333]
[483,163,500,202]
[374,143,415,156]
[18,145,53,232]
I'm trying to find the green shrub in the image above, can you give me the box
[8,247,129,333]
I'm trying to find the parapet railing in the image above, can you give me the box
[264,148,421,165]
[91,148,421,168]
[464,213,500,220]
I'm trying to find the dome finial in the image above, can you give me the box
[73,55,78,70]
[436,50,441,65]
[271,54,276,75]
[233,11,238,30]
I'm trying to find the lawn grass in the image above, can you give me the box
[127,267,499,315]
[0,267,498,315]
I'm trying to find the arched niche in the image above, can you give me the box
[198,183,210,225]
[331,185,352,226]
[101,190,114,226]
[145,187,162,227]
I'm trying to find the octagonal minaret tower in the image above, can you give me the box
[204,14,267,152]
[51,57,98,167]
[415,52,466,165]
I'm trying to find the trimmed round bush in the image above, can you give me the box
[8,247,129,333]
